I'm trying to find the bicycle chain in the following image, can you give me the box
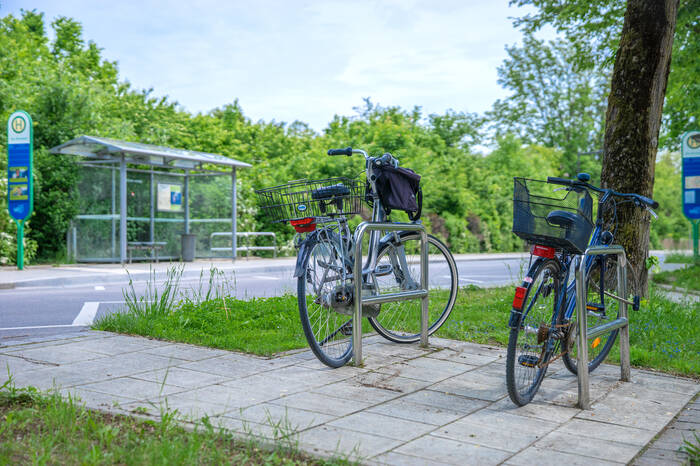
[535,321,574,368]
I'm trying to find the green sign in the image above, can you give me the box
[7,110,33,269]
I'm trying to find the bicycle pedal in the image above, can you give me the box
[340,322,353,336]
[586,302,604,311]
[633,295,640,311]
[518,355,539,368]
[374,264,393,277]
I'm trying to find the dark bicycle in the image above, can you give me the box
[506,173,659,406]
[256,148,458,367]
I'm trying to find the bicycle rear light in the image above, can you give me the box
[532,244,556,258]
[512,286,527,310]
[290,217,316,233]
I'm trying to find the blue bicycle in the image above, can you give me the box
[505,173,658,406]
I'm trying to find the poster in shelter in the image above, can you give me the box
[157,183,183,212]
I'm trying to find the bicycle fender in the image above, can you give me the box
[377,229,417,249]
[293,232,318,278]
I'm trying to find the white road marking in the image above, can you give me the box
[250,275,280,281]
[94,285,105,291]
[458,277,484,284]
[72,302,100,326]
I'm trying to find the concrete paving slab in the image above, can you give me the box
[311,379,404,405]
[367,398,473,426]
[269,391,373,417]
[327,411,436,441]
[632,447,689,466]
[228,402,335,430]
[505,446,624,465]
[130,366,230,389]
[80,376,187,400]
[353,371,433,394]
[556,418,656,446]
[431,371,508,401]
[395,434,511,465]
[372,451,453,466]
[533,430,641,464]
[298,425,404,462]
[4,343,111,365]
[401,389,491,414]
[375,356,472,383]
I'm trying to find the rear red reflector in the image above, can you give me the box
[512,286,527,310]
[532,244,556,258]
[290,217,316,233]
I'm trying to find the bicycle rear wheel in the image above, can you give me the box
[562,254,628,374]
[297,230,353,368]
[506,258,561,406]
[368,233,458,343]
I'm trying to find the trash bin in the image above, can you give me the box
[181,233,196,262]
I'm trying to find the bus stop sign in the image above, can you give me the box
[7,110,33,221]
[682,131,700,220]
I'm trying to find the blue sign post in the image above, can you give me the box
[681,131,700,259]
[6,110,33,270]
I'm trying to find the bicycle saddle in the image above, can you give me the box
[546,210,582,229]
[312,183,350,200]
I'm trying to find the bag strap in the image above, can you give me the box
[407,187,422,221]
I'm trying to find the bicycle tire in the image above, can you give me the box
[297,230,353,368]
[506,258,561,406]
[368,233,458,343]
[562,254,624,375]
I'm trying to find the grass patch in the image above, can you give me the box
[0,379,349,465]
[663,252,699,264]
[95,268,700,378]
[652,263,700,292]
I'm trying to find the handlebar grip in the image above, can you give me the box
[547,177,573,186]
[638,195,659,209]
[327,147,353,156]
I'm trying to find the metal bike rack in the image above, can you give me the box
[352,222,429,365]
[575,245,631,409]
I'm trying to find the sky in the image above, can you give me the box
[2,0,545,132]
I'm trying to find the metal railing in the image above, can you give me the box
[352,222,429,365]
[210,232,277,258]
[575,245,631,409]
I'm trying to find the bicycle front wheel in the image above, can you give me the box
[368,233,458,343]
[506,258,561,406]
[297,230,353,368]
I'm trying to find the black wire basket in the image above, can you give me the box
[255,177,364,223]
[512,177,593,254]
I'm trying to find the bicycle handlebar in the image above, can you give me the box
[327,147,353,156]
[546,176,659,209]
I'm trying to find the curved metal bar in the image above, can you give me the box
[353,221,429,365]
[576,245,630,410]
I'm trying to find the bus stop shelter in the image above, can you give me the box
[50,136,252,263]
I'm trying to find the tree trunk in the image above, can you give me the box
[601,0,679,296]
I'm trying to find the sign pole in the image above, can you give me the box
[693,220,699,259]
[15,219,24,270]
[6,110,34,270]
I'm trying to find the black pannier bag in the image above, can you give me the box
[374,163,422,220]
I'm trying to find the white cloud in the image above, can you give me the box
[2,0,543,130]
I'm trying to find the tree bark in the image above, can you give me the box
[601,0,679,295]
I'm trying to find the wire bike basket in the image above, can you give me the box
[512,177,594,254]
[255,177,364,224]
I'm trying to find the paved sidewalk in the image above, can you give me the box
[1,332,697,465]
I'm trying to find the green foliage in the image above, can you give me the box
[652,263,700,291]
[489,33,608,178]
[509,0,700,150]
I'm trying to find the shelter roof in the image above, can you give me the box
[49,135,251,170]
